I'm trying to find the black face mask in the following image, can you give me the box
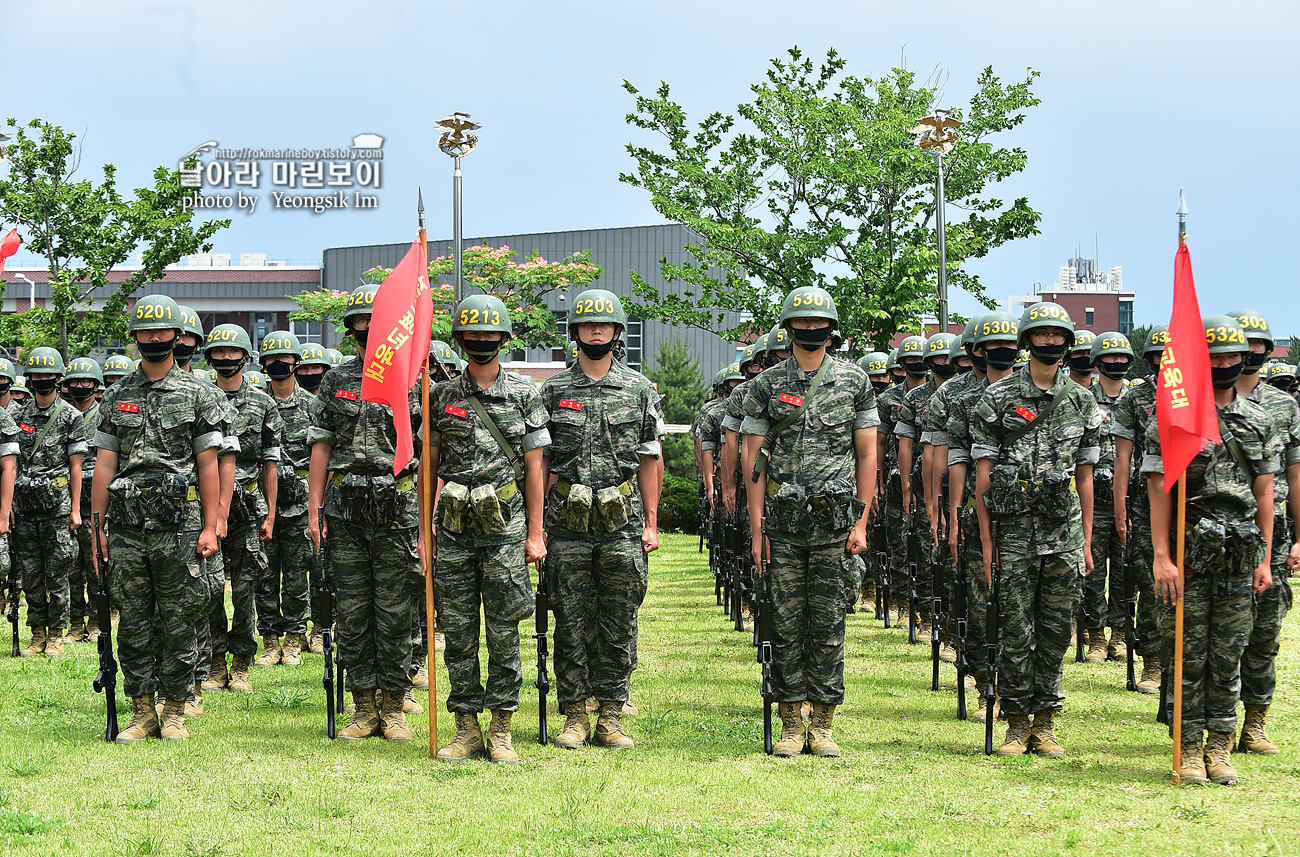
[1098,360,1132,380]
[891,374,906,386]
[970,354,987,373]
[1069,354,1094,374]
[210,357,245,378]
[791,326,833,352]
[902,360,928,379]
[30,377,59,396]
[577,339,615,360]
[264,361,295,381]
[296,371,324,392]
[137,336,177,363]
[457,335,505,365]
[1211,363,1243,389]
[984,346,1019,371]
[955,361,974,375]
[1241,351,1268,376]
[172,341,198,366]
[0,380,11,396]
[871,379,891,394]
[1029,343,1068,366]
[68,385,97,402]
[932,362,958,380]
[351,328,369,348]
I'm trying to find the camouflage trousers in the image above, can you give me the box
[767,536,857,705]
[409,563,427,668]
[257,511,312,636]
[1239,523,1293,706]
[1126,509,1161,659]
[433,535,533,712]
[110,526,211,700]
[209,521,265,658]
[14,515,78,631]
[72,520,93,622]
[329,517,417,694]
[995,544,1084,717]
[885,476,932,617]
[549,530,647,706]
[1083,508,1124,631]
[953,514,988,683]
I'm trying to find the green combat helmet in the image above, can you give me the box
[779,286,838,352]
[1069,330,1096,374]
[723,362,745,384]
[924,332,958,379]
[129,294,184,332]
[1014,349,1030,369]
[177,304,204,340]
[886,347,904,384]
[973,312,1020,349]
[429,340,458,366]
[453,294,512,364]
[1226,309,1273,375]
[861,352,889,375]
[245,371,267,389]
[1267,361,1297,394]
[1203,315,1249,355]
[1017,302,1075,347]
[897,335,928,378]
[11,377,29,400]
[344,284,378,326]
[0,358,16,383]
[102,354,135,384]
[766,324,791,357]
[1142,325,1170,365]
[25,346,66,376]
[1090,331,1134,380]
[299,343,331,368]
[259,330,301,359]
[564,341,580,367]
[741,335,768,375]
[65,357,104,386]
[324,348,345,367]
[568,289,627,336]
[205,324,254,357]
[947,335,973,373]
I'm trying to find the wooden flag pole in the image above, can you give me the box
[1171,475,1187,783]
[421,363,438,757]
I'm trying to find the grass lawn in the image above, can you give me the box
[0,532,1296,856]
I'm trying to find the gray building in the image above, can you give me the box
[323,223,741,382]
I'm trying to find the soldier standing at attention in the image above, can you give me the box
[973,302,1103,759]
[292,344,331,654]
[542,289,660,751]
[0,359,17,412]
[1225,309,1300,756]
[203,325,281,691]
[13,348,86,657]
[427,296,549,763]
[63,358,103,644]
[1144,315,1276,786]
[92,294,225,742]
[742,286,877,757]
[308,284,424,744]
[1067,331,1097,387]
[880,336,927,624]
[102,355,134,389]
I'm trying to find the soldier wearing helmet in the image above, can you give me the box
[0,357,16,412]
[540,288,660,752]
[308,283,423,745]
[91,294,227,742]
[295,343,331,396]
[62,357,104,645]
[426,295,550,763]
[877,335,927,624]
[741,285,878,758]
[1225,310,1300,760]
[1266,360,1297,396]
[696,363,744,521]
[102,354,134,390]
[1067,330,1097,387]
[1143,315,1279,786]
[9,377,30,410]
[175,305,205,371]
[972,301,1103,759]
[12,346,87,660]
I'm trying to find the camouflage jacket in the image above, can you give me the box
[1111,378,1155,509]
[271,385,317,518]
[1245,380,1300,509]
[222,379,283,486]
[972,366,1103,553]
[696,397,728,457]
[74,402,101,480]
[1088,380,1128,508]
[944,375,992,508]
[0,407,19,461]
[15,398,87,520]
[927,371,980,450]
[429,368,550,545]
[897,378,941,488]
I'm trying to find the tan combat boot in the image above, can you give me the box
[410,661,429,691]
[379,689,413,744]
[202,653,229,692]
[970,693,999,724]
[66,617,87,643]
[402,689,423,714]
[486,710,520,764]
[433,630,446,652]
[254,634,282,667]
[115,693,161,743]
[998,715,1032,756]
[1136,656,1162,695]
[1178,734,1208,785]
[916,620,932,644]
[1107,627,1127,661]
[593,701,634,750]
[772,701,806,757]
[940,643,958,664]
[159,698,190,741]
[807,702,842,757]
[622,698,639,717]
[1204,730,1239,785]
[338,690,380,742]
[44,629,66,658]
[1238,704,1279,755]
[1085,628,1107,663]
[584,696,600,714]
[1029,709,1065,758]
[280,633,302,666]
[436,712,485,761]
[86,614,101,642]
[21,626,47,657]
[228,654,253,694]
[307,623,324,655]
[554,701,591,750]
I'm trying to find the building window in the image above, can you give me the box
[1118,300,1134,335]
[1085,309,1095,326]
[625,318,643,371]
[290,319,323,344]
[549,311,568,362]
[253,313,276,348]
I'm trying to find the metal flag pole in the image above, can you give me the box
[417,188,439,758]
[911,110,962,331]
[1171,187,1188,784]
[436,113,482,306]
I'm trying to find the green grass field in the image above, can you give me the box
[0,532,1296,856]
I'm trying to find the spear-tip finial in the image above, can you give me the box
[1176,187,1188,217]
[418,186,425,230]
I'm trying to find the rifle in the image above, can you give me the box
[697,478,707,554]
[984,527,1000,756]
[953,520,969,720]
[905,512,921,645]
[930,501,948,692]
[1074,596,1089,664]
[756,518,775,755]
[2,534,17,657]
[733,506,748,634]
[534,559,550,745]
[316,508,337,738]
[90,513,118,742]
[1122,538,1138,692]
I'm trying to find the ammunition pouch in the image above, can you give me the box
[764,478,863,534]
[560,483,593,534]
[1226,520,1266,572]
[1185,518,1228,572]
[229,480,266,525]
[986,463,1030,518]
[470,483,511,535]
[1034,470,1076,522]
[439,482,470,534]
[553,477,635,534]
[1093,468,1115,503]
[14,474,66,517]
[108,474,196,528]
[593,485,631,533]
[330,471,416,527]
[276,465,309,510]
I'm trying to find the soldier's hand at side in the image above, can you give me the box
[1153,556,1182,603]
[525,532,546,565]
[641,525,659,554]
[981,541,994,588]
[197,527,218,559]
[929,516,940,549]
[722,483,736,515]
[1082,539,1094,577]
[69,509,81,532]
[948,524,959,558]
[216,517,228,541]
[1288,541,1300,571]
[308,515,322,554]
[259,515,274,542]
[751,535,769,572]
[1115,505,1128,547]
[846,520,868,555]
[1253,560,1273,595]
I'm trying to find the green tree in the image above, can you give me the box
[1127,324,1155,381]
[643,338,707,481]
[0,117,229,359]
[621,48,1041,351]
[1285,337,1300,366]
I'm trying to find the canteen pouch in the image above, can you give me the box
[986,463,1029,518]
[470,483,508,535]
[1226,520,1266,572]
[276,464,308,509]
[337,473,372,522]
[594,486,631,534]
[1185,518,1227,572]
[368,474,398,526]
[439,482,470,534]
[107,477,146,529]
[562,484,593,534]
[768,481,813,533]
[812,479,861,532]
[151,475,194,526]
[1036,470,1075,522]
[13,475,61,516]
[1093,468,1115,501]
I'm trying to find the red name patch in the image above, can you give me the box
[559,399,583,411]
[19,424,33,433]
[779,393,804,406]
[1015,405,1036,422]
[117,403,140,413]
[335,390,358,401]
[445,405,468,418]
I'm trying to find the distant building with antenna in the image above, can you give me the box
[1003,253,1135,335]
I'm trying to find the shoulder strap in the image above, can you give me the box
[751,356,832,481]
[1216,413,1258,483]
[1002,380,1072,449]
[465,393,524,482]
[23,399,70,468]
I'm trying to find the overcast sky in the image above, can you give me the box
[5,0,1297,333]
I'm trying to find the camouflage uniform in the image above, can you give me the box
[696,397,729,553]
[0,409,20,614]
[72,401,101,628]
[209,380,282,660]
[897,379,940,619]
[1141,394,1277,739]
[13,398,87,633]
[429,370,549,712]
[95,365,226,700]
[741,357,876,704]
[876,382,910,610]
[1111,380,1161,658]
[308,358,422,696]
[972,368,1102,717]
[541,360,660,707]
[721,383,752,558]
[260,385,316,639]
[1082,381,1128,633]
